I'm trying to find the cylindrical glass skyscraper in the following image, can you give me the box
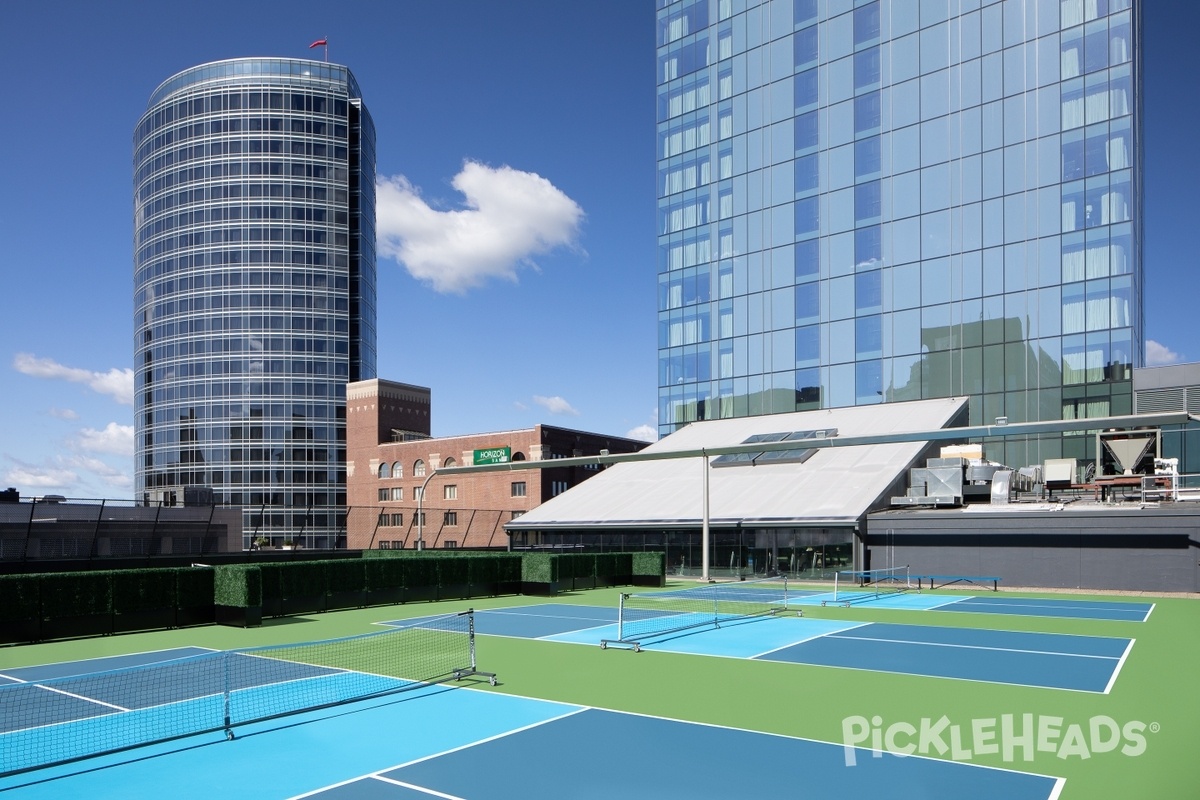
[133,58,376,548]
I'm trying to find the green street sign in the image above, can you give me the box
[473,447,511,466]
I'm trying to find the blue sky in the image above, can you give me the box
[0,1,1195,500]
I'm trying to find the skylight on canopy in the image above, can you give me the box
[710,428,838,468]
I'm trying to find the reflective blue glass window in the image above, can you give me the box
[796,368,820,408]
[795,196,819,236]
[795,239,819,281]
[854,92,881,135]
[854,181,881,222]
[796,283,820,324]
[795,154,819,194]
[796,325,820,366]
[794,0,817,26]
[1065,131,1084,181]
[855,225,881,268]
[855,270,882,313]
[855,359,883,401]
[856,316,882,357]
[795,28,818,70]
[854,2,881,47]
[855,138,881,178]
[854,48,881,90]
[795,111,819,154]
[795,69,819,112]
[1083,20,1109,74]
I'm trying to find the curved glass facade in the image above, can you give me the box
[133,58,376,547]
[656,0,1142,469]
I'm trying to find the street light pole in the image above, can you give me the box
[701,450,710,582]
[416,468,436,551]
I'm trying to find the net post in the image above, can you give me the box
[467,608,477,672]
[222,650,234,740]
[617,593,627,641]
[832,570,840,602]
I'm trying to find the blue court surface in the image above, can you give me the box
[387,604,1133,693]
[0,649,1064,800]
[930,595,1155,621]
[785,589,1155,621]
[0,646,216,684]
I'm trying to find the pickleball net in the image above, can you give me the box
[602,576,790,651]
[827,565,915,606]
[0,610,494,778]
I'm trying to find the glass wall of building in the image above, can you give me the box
[508,526,855,581]
[655,0,1142,471]
[133,58,377,548]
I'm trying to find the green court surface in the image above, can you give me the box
[1,582,1197,798]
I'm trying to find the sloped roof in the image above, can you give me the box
[506,397,969,530]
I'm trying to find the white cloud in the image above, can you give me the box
[376,161,585,294]
[4,462,77,490]
[533,395,580,416]
[1145,340,1183,366]
[63,455,133,490]
[76,423,135,457]
[13,353,134,405]
[3,452,133,496]
[624,424,658,442]
[49,408,79,420]
[513,401,530,412]
[625,408,659,442]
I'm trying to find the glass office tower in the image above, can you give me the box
[656,0,1141,468]
[134,59,377,547]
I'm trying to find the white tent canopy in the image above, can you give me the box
[506,397,970,531]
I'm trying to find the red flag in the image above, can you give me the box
[309,39,327,48]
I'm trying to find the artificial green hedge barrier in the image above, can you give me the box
[0,551,665,642]
[112,569,177,614]
[632,552,667,587]
[0,574,40,644]
[177,567,216,609]
[520,553,556,584]
[518,551,656,595]
[0,574,40,623]
[214,565,262,607]
[214,565,263,627]
[0,567,224,642]
[39,572,112,619]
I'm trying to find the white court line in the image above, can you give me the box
[291,701,1063,800]
[3,646,221,682]
[287,708,589,800]
[825,632,1125,661]
[478,608,616,624]
[951,598,1153,615]
[921,596,975,610]
[31,684,130,712]
[938,604,1152,623]
[757,653,1111,694]
[748,622,872,659]
[377,606,617,629]
[371,775,467,799]
[1142,603,1156,622]
[1103,639,1136,695]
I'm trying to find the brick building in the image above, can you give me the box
[345,379,648,549]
